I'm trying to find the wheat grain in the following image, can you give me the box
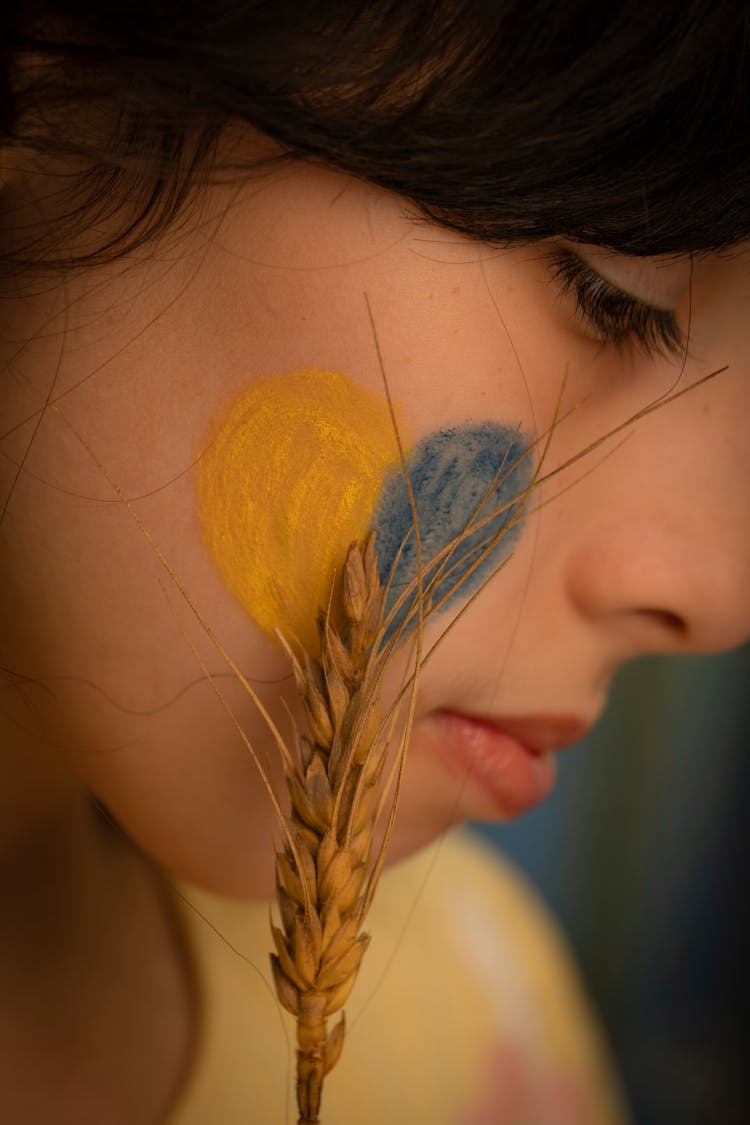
[271,534,394,1125]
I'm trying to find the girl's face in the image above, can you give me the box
[2,155,750,897]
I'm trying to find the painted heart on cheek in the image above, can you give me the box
[197,368,531,653]
[371,423,533,641]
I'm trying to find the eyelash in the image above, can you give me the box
[547,248,686,360]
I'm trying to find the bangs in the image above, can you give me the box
[5,0,750,264]
[237,0,750,255]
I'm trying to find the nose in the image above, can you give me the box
[565,508,750,658]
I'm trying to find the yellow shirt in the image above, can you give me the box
[166,829,630,1125]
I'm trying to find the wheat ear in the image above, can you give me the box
[271,533,401,1125]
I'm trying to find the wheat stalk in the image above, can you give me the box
[270,533,400,1124]
[270,437,528,1123]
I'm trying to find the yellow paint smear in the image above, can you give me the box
[197,369,402,652]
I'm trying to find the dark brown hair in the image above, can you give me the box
[2,0,750,270]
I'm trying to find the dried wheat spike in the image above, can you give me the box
[271,533,389,1125]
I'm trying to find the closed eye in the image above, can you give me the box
[547,247,686,360]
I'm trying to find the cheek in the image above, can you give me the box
[196,369,403,651]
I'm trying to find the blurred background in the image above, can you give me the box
[475,641,750,1125]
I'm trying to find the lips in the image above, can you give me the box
[421,709,592,818]
[464,713,593,755]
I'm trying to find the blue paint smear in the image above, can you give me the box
[371,422,532,642]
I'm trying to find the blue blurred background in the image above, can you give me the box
[475,641,750,1125]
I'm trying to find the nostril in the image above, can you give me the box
[639,607,687,637]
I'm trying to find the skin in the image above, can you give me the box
[2,140,750,1120]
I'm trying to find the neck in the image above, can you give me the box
[0,703,196,1125]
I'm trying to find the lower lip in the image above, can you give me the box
[425,710,558,818]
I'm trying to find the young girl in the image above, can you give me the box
[2,2,749,1122]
